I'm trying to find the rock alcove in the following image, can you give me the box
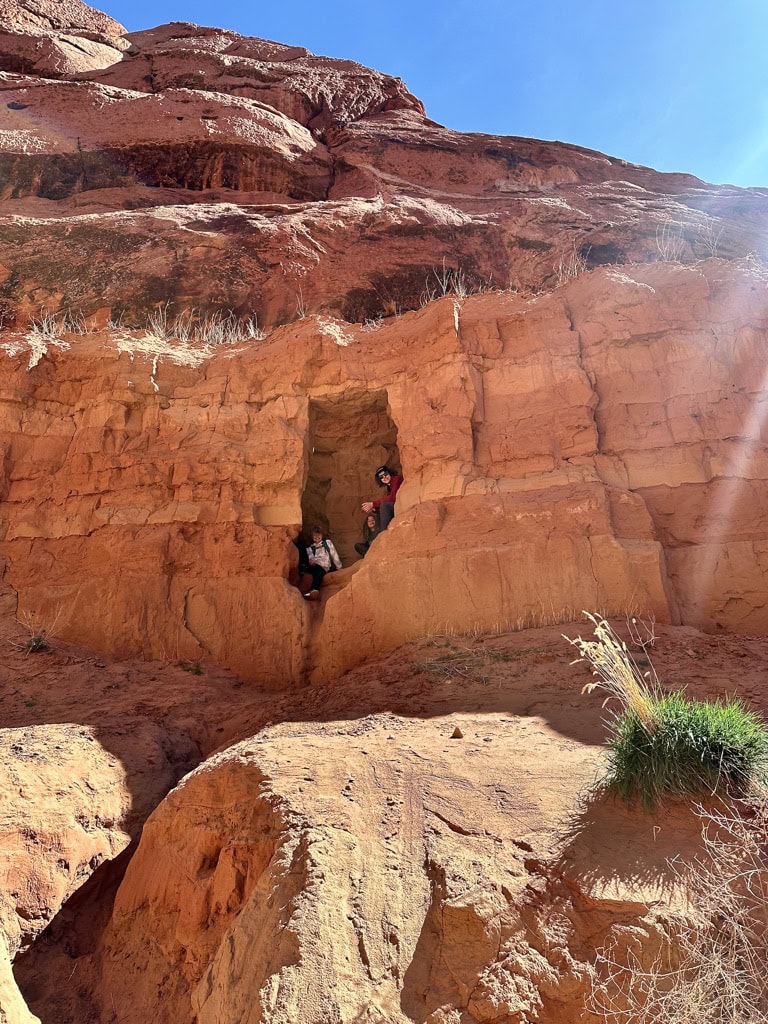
[301,389,400,564]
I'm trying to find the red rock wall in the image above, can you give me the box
[2,261,766,685]
[2,15,767,329]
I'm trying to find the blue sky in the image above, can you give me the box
[100,0,768,188]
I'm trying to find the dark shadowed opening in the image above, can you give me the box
[302,391,399,565]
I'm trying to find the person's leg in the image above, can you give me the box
[378,501,395,530]
[304,565,326,598]
[354,541,369,558]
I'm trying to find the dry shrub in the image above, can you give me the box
[5,607,65,654]
[655,216,686,261]
[592,800,768,1023]
[567,614,768,808]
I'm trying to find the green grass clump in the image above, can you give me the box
[567,613,768,809]
[608,692,768,809]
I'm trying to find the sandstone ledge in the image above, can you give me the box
[1,261,767,685]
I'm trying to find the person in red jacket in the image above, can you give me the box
[361,464,403,530]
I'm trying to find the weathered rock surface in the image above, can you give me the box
[0,0,127,80]
[2,260,767,685]
[1,1,124,38]
[2,3,768,1023]
[0,641,222,1023]
[1,10,767,325]
[7,623,768,1023]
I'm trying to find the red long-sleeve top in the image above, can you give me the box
[372,474,403,510]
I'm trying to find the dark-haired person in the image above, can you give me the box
[361,464,403,531]
[354,512,380,558]
[303,525,342,600]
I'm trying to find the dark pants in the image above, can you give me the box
[355,541,371,558]
[308,565,327,591]
[379,501,395,529]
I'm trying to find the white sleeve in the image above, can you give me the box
[330,541,342,569]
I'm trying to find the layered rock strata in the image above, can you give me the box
[2,260,767,686]
[2,5,768,1022]
[1,8,767,328]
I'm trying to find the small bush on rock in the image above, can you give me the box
[609,691,768,808]
[567,614,768,809]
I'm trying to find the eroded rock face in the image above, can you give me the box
[2,260,767,685]
[15,623,759,1024]
[0,81,332,198]
[0,0,127,79]
[0,0,125,38]
[91,733,572,1024]
[1,5,767,326]
[0,718,200,1024]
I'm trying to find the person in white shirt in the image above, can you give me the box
[303,525,342,600]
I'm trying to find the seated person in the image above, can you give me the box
[361,464,403,530]
[354,512,379,558]
[292,535,313,593]
[303,525,342,600]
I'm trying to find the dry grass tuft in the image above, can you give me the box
[144,306,264,345]
[566,611,658,728]
[655,216,686,262]
[568,613,768,808]
[554,240,589,285]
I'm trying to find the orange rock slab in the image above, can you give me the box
[1,261,767,685]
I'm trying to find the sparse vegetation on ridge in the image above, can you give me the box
[553,239,590,285]
[568,613,768,809]
[655,216,686,262]
[27,310,73,340]
[2,306,267,345]
[142,305,265,345]
[418,258,502,308]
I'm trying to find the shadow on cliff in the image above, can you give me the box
[13,843,136,1023]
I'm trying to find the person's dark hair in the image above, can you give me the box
[375,464,392,486]
[310,525,323,535]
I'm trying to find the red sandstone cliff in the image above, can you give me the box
[2,260,767,687]
[1,5,766,327]
[2,2,768,1023]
